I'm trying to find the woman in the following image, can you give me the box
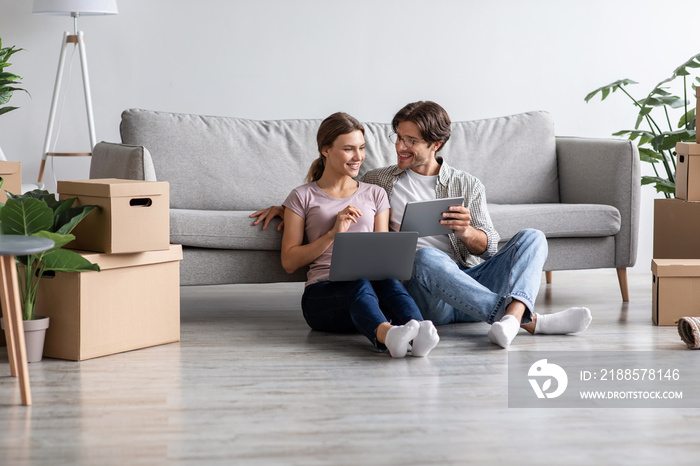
[281,112,439,358]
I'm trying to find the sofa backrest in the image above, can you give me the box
[362,111,559,204]
[120,109,558,210]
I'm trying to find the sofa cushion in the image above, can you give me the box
[362,111,559,204]
[489,203,621,242]
[90,141,157,181]
[360,122,400,173]
[441,111,559,204]
[362,111,559,206]
[171,209,284,250]
[121,109,322,210]
[172,203,620,251]
[122,109,558,210]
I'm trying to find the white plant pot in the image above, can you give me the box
[1,316,50,363]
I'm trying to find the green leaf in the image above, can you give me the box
[613,129,655,141]
[0,46,24,62]
[651,129,695,151]
[7,190,55,206]
[12,189,55,202]
[634,105,654,129]
[0,197,53,235]
[651,88,672,97]
[0,90,12,105]
[638,148,664,163]
[640,95,687,109]
[0,86,28,95]
[0,43,28,117]
[55,205,97,235]
[584,79,638,103]
[678,108,696,129]
[47,197,76,230]
[640,135,654,146]
[0,106,18,116]
[32,231,75,250]
[39,248,100,275]
[673,52,700,76]
[0,71,21,81]
[642,176,676,194]
[0,190,97,235]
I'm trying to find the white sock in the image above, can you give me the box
[411,321,439,357]
[534,307,592,335]
[487,315,520,349]
[385,320,420,358]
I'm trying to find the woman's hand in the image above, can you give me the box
[281,205,362,274]
[250,206,285,231]
[331,205,362,236]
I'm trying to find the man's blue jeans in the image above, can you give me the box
[405,229,547,325]
[302,278,423,347]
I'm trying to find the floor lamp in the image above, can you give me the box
[33,0,118,184]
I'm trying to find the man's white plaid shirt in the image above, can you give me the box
[360,159,500,268]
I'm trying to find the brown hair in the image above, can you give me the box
[391,101,451,152]
[305,112,365,183]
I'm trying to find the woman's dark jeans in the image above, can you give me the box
[301,278,423,347]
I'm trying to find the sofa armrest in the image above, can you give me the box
[89,141,157,181]
[556,137,640,268]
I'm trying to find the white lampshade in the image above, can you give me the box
[32,0,118,16]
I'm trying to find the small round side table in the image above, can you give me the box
[0,235,54,406]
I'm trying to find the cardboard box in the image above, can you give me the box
[653,198,700,259]
[0,161,21,204]
[36,245,182,360]
[652,259,700,325]
[675,143,700,201]
[58,178,170,254]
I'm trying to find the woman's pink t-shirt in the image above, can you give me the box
[283,181,390,286]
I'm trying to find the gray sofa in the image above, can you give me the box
[90,109,640,300]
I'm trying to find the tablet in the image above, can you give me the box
[399,197,464,237]
[329,231,419,282]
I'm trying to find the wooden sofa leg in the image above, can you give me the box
[616,268,629,302]
[545,271,552,284]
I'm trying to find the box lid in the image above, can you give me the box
[58,178,169,198]
[676,142,700,156]
[0,161,21,176]
[652,258,700,276]
[72,244,182,271]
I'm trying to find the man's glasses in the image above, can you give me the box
[389,133,423,148]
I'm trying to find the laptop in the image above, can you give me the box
[328,231,419,282]
[399,197,464,237]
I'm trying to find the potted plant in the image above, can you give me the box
[585,52,700,198]
[0,37,29,160]
[0,189,100,362]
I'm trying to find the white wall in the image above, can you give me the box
[1,0,699,273]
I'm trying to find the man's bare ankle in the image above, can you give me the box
[521,314,537,334]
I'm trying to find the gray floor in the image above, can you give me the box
[1,270,700,465]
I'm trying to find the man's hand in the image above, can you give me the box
[440,205,487,255]
[250,206,285,231]
[440,205,471,237]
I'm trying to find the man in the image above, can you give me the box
[253,101,591,349]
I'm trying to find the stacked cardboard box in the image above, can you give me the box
[35,178,182,360]
[652,142,700,325]
[0,161,21,204]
